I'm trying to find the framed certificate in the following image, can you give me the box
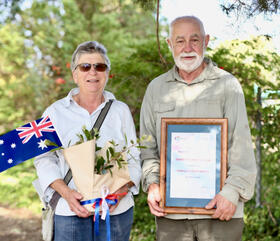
[159,118,227,215]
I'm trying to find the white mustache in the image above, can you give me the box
[180,52,198,58]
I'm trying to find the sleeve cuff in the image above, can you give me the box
[129,173,141,195]
[142,174,159,193]
[219,184,240,206]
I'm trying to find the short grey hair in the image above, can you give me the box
[169,16,206,38]
[71,41,111,72]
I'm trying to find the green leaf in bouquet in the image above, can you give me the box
[107,168,113,176]
[92,128,100,139]
[106,149,110,161]
[82,126,92,141]
[76,133,84,143]
[44,139,64,152]
[95,156,105,174]
[109,140,117,146]
[116,157,126,169]
[108,146,115,157]
[116,160,122,169]
[136,145,147,149]
[140,134,152,142]
[49,147,63,152]
[44,139,59,147]
[95,145,102,151]
[114,152,123,162]
[124,134,128,145]
[104,165,114,170]
[92,133,149,175]
[128,152,137,162]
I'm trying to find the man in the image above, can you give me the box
[140,16,257,241]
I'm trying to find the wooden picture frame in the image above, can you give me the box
[159,118,228,215]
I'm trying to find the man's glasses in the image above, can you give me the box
[74,63,108,72]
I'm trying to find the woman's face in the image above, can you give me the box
[72,53,109,97]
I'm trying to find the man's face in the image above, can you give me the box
[168,20,209,73]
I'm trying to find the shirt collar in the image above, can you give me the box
[63,88,116,107]
[166,58,219,85]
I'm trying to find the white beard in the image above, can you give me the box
[173,50,205,73]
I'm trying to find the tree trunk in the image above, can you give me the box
[156,0,167,67]
[255,86,262,207]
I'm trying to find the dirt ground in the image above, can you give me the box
[0,204,43,241]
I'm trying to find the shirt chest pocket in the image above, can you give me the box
[154,102,176,136]
[154,102,176,119]
[193,98,223,117]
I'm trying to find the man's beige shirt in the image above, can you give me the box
[140,59,257,219]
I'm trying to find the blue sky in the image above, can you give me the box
[160,0,280,52]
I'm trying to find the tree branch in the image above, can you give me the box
[156,0,167,67]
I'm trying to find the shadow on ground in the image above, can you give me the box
[0,204,43,241]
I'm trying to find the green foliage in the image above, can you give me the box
[0,159,41,213]
[244,104,280,241]
[0,1,160,240]
[208,36,280,241]
[0,0,158,133]
[74,126,98,145]
[1,1,280,240]
[220,0,280,16]
[0,23,36,132]
[107,37,173,129]
[131,191,156,241]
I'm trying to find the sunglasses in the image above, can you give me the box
[74,63,108,72]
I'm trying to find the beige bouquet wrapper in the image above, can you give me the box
[63,139,131,212]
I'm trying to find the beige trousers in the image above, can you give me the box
[156,217,244,241]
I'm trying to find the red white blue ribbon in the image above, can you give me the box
[80,186,127,241]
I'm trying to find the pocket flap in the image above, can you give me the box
[154,102,175,113]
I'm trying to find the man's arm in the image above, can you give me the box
[140,86,166,217]
[140,86,160,192]
[206,76,257,220]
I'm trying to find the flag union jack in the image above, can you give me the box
[16,116,55,144]
[0,116,62,173]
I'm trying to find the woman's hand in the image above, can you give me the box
[109,182,133,212]
[50,179,90,218]
[63,188,90,218]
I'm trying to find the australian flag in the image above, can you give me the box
[0,116,62,173]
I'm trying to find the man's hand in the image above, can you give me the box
[205,194,236,221]
[147,183,166,217]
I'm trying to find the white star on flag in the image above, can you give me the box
[0,116,62,173]
[38,139,48,150]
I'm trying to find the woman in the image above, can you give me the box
[34,41,141,241]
